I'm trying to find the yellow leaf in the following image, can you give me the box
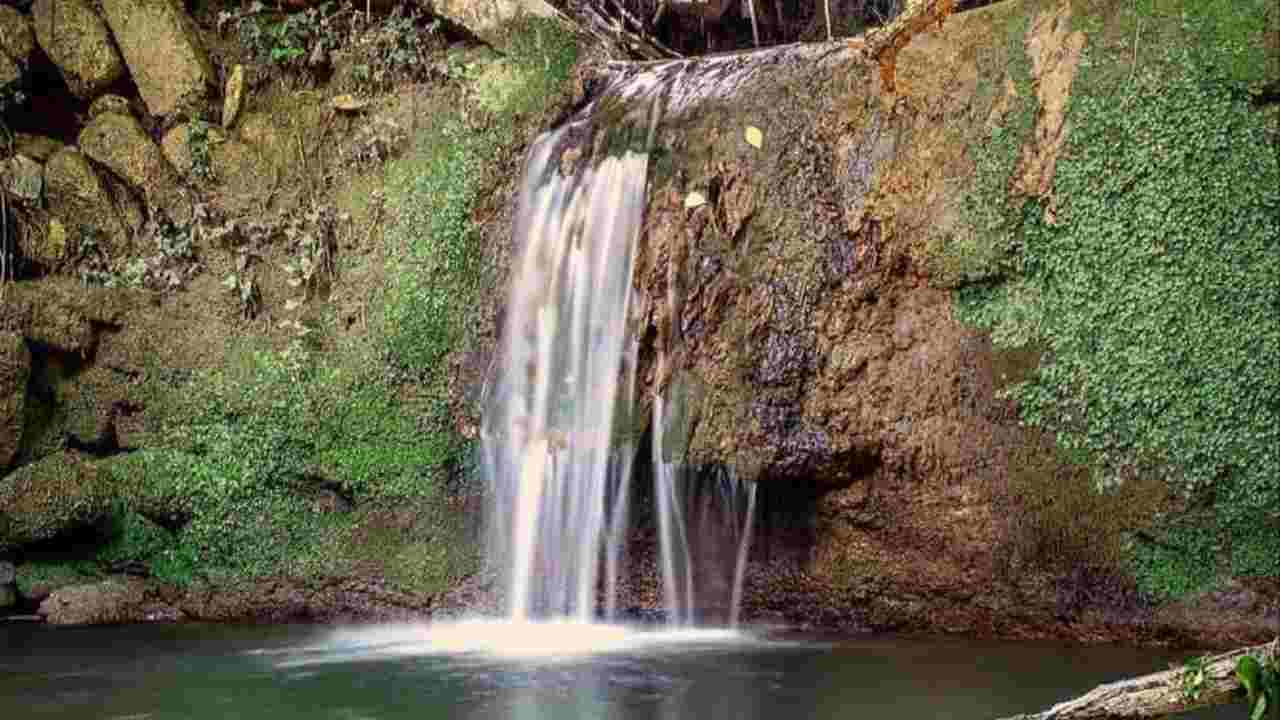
[684,191,707,209]
[745,125,763,149]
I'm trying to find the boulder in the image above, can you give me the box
[43,148,132,260]
[0,5,34,88]
[31,0,127,99]
[0,451,111,551]
[160,121,226,178]
[1,153,42,203]
[89,93,132,119]
[222,64,245,129]
[100,0,213,117]
[0,6,35,63]
[432,0,558,45]
[0,52,20,89]
[38,576,178,624]
[13,133,64,162]
[0,331,30,469]
[78,111,191,224]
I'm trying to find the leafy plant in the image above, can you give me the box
[1182,654,1209,703]
[956,4,1280,598]
[1237,652,1280,720]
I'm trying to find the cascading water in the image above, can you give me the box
[482,97,757,627]
[481,124,649,622]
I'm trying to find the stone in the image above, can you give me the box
[431,0,557,45]
[0,451,110,551]
[0,6,36,63]
[89,93,132,119]
[0,561,14,585]
[160,121,226,178]
[0,52,20,89]
[43,148,132,259]
[31,0,127,99]
[78,112,191,224]
[222,64,245,129]
[1,154,42,202]
[0,331,30,468]
[38,576,161,625]
[13,133,64,162]
[101,0,214,117]
[0,583,14,610]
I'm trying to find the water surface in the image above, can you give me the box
[1,621,1225,719]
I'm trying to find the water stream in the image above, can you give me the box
[481,96,756,626]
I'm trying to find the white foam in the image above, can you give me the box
[268,619,761,667]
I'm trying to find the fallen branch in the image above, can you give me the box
[997,639,1279,720]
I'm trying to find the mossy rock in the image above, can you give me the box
[101,0,213,118]
[0,451,112,551]
[0,6,35,64]
[31,0,126,99]
[15,561,100,600]
[0,331,30,469]
[79,111,191,224]
[43,148,133,262]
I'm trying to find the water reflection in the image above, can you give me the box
[1,622,1222,720]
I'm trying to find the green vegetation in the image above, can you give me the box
[951,0,1280,599]
[63,18,581,594]
[1237,653,1280,720]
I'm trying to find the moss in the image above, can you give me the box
[0,452,112,550]
[15,561,102,597]
[956,0,1280,598]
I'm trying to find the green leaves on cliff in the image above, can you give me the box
[958,6,1280,599]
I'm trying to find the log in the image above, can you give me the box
[997,639,1279,720]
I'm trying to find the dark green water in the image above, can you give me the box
[1,621,1230,719]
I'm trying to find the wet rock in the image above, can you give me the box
[78,111,191,224]
[101,0,213,117]
[0,331,30,468]
[0,451,111,551]
[0,561,13,586]
[31,0,127,99]
[43,148,133,260]
[89,93,132,119]
[1,153,42,203]
[13,133,64,162]
[39,576,179,625]
[222,64,244,129]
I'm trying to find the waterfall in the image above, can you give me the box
[482,100,756,626]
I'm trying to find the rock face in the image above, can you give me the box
[43,148,133,261]
[0,332,30,469]
[101,0,213,117]
[31,0,127,99]
[78,111,191,223]
[38,576,179,624]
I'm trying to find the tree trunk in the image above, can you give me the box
[997,640,1278,720]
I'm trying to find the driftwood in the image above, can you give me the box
[997,639,1279,720]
